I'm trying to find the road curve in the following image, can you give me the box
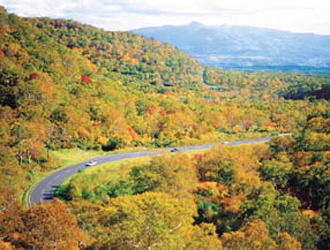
[201,69,221,89]
[28,136,276,206]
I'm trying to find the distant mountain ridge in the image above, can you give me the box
[133,22,330,71]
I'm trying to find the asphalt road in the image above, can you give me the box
[201,69,221,89]
[28,136,275,206]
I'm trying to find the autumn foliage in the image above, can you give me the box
[81,74,91,83]
[28,72,40,81]
[0,200,88,250]
[1,6,330,249]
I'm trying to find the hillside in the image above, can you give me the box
[30,17,202,87]
[1,6,330,249]
[134,22,330,71]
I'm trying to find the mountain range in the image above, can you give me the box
[133,22,330,71]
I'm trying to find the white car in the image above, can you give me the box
[278,133,293,137]
[86,160,97,166]
[221,141,230,145]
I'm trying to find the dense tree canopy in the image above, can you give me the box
[1,5,330,249]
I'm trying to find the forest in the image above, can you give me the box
[1,6,330,249]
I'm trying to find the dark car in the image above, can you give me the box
[170,148,179,152]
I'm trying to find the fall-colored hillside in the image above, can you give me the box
[28,16,202,87]
[1,6,330,249]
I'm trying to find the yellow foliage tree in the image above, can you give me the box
[0,240,15,250]
[19,200,88,250]
[222,220,277,250]
[93,192,221,250]
[278,232,301,250]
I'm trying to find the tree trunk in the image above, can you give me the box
[47,145,50,158]
[17,151,23,165]
[27,149,31,163]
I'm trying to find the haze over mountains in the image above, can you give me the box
[133,22,330,71]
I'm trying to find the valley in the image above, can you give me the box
[1,6,330,250]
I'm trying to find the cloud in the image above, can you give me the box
[1,0,330,34]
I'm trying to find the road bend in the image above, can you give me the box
[28,136,278,206]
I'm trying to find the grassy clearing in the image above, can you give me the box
[51,146,150,166]
[60,155,152,187]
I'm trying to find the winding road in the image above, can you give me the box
[201,69,221,89]
[28,136,278,206]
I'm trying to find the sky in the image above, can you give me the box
[1,0,330,35]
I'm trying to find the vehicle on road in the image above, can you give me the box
[221,141,230,145]
[170,148,179,152]
[278,133,293,137]
[86,160,97,166]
